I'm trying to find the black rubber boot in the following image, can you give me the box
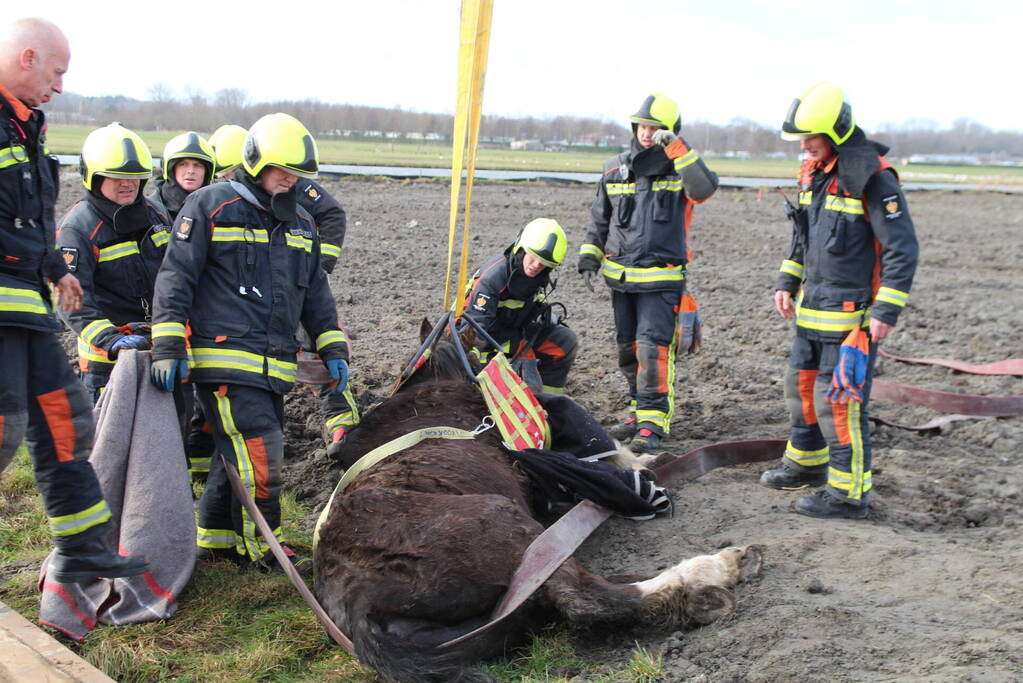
[759,465,827,490]
[249,545,313,578]
[630,428,662,453]
[49,538,149,584]
[607,417,639,441]
[794,489,869,519]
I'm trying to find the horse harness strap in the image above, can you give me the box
[312,418,495,549]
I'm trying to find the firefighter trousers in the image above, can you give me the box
[510,323,578,393]
[193,383,285,562]
[612,290,680,437]
[782,334,876,504]
[0,326,113,547]
[296,326,359,441]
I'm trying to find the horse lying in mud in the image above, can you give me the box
[314,321,762,683]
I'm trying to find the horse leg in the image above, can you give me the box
[545,545,763,628]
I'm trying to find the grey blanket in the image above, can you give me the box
[38,350,195,640]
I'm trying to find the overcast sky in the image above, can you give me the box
[31,0,1021,132]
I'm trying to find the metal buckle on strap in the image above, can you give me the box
[473,415,495,435]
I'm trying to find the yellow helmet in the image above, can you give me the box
[209,124,248,177]
[80,123,153,190]
[630,93,681,134]
[781,82,855,145]
[242,113,318,179]
[514,218,567,269]
[162,131,215,182]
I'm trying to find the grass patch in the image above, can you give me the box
[2,447,665,680]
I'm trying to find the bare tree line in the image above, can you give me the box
[42,88,1023,162]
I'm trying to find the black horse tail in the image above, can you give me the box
[350,613,499,683]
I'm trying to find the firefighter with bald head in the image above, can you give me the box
[0,17,147,583]
[462,218,578,393]
[56,123,172,401]
[578,93,719,452]
[759,82,918,519]
[150,113,350,572]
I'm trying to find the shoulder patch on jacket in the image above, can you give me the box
[882,194,902,220]
[302,183,322,202]
[471,292,492,312]
[175,216,194,241]
[61,247,79,271]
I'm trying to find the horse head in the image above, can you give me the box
[395,315,483,392]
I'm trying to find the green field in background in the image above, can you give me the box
[47,125,1023,184]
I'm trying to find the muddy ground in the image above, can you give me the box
[59,173,1023,680]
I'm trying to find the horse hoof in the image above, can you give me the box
[738,544,765,582]
[685,584,736,625]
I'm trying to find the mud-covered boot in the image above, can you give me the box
[251,545,313,578]
[49,538,148,584]
[325,427,347,458]
[630,428,662,453]
[607,416,639,441]
[759,465,826,490]
[794,489,869,519]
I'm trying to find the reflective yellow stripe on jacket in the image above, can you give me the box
[0,144,28,170]
[579,243,603,260]
[152,321,186,341]
[285,233,313,253]
[98,241,140,263]
[601,259,685,285]
[780,259,804,279]
[190,347,297,383]
[875,286,909,308]
[0,285,49,314]
[81,318,118,345]
[795,294,866,333]
[824,195,865,215]
[321,243,342,259]
[315,330,347,351]
[211,227,269,243]
[606,182,636,196]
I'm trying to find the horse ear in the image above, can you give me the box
[458,324,477,350]
[420,317,432,342]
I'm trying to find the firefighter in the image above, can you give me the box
[577,93,719,453]
[0,17,146,583]
[150,113,350,571]
[462,218,577,393]
[56,123,171,402]
[149,131,215,220]
[760,82,918,519]
[209,123,358,458]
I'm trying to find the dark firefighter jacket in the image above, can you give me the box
[776,128,918,340]
[151,172,348,394]
[579,138,718,293]
[56,191,170,355]
[0,83,66,332]
[295,179,345,274]
[463,248,551,352]
[149,177,192,221]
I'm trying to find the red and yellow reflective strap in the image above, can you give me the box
[476,353,550,450]
[152,321,187,341]
[97,241,140,263]
[779,259,804,279]
[49,499,112,537]
[601,259,685,285]
[875,286,910,308]
[0,285,49,315]
[315,330,347,351]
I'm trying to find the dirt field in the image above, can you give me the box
[57,173,1023,679]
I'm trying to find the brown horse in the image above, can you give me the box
[314,321,762,682]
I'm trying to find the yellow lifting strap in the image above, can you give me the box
[476,353,551,451]
[443,0,494,314]
[312,421,492,550]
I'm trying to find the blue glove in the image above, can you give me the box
[109,334,150,359]
[150,358,189,392]
[324,358,348,394]
[827,328,870,403]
